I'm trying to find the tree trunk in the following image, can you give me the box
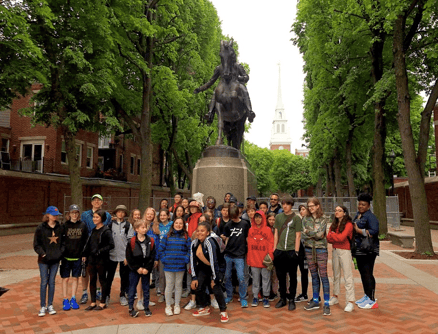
[345,131,356,197]
[316,176,323,197]
[138,32,154,212]
[328,160,335,197]
[370,36,388,236]
[333,149,342,197]
[166,151,175,196]
[63,129,83,209]
[393,15,434,254]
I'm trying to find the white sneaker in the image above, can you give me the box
[211,298,219,309]
[174,304,181,315]
[165,305,173,316]
[47,305,56,315]
[149,301,156,306]
[38,307,47,317]
[136,300,144,311]
[184,300,197,310]
[329,296,339,306]
[158,295,165,303]
[344,302,354,312]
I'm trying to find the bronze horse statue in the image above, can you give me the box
[194,40,255,150]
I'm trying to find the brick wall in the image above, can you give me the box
[0,170,188,225]
[270,144,291,151]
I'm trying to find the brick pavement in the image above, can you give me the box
[1,229,437,334]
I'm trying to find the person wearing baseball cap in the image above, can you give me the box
[80,194,112,304]
[60,204,88,311]
[107,204,135,307]
[34,206,64,317]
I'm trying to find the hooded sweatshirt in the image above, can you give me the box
[186,212,202,238]
[34,221,65,264]
[247,211,274,268]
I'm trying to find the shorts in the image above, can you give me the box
[60,258,82,278]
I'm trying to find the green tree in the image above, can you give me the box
[244,142,276,196]
[1,0,117,206]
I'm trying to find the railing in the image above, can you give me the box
[8,158,54,173]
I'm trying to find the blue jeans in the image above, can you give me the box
[38,262,59,308]
[128,271,150,309]
[224,255,247,301]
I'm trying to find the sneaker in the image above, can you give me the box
[268,292,277,302]
[80,291,88,304]
[241,299,248,308]
[182,289,190,298]
[144,308,152,316]
[96,289,102,301]
[158,295,165,303]
[329,296,339,306]
[237,293,248,302]
[70,297,79,310]
[263,298,270,308]
[220,312,229,323]
[38,307,46,317]
[211,298,219,309]
[63,298,71,311]
[304,300,320,311]
[129,308,139,317]
[295,294,308,303]
[275,299,287,308]
[120,296,128,306]
[136,300,144,311]
[288,300,296,311]
[149,301,156,306]
[358,299,378,309]
[251,297,258,307]
[344,302,354,312]
[47,305,56,315]
[184,300,197,310]
[355,294,368,305]
[174,304,181,315]
[225,297,233,305]
[323,305,331,316]
[193,307,211,317]
[308,296,321,305]
[165,305,173,316]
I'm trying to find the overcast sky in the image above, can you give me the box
[210,0,306,151]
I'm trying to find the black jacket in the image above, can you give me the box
[62,220,88,259]
[83,225,114,264]
[33,221,65,264]
[126,235,156,274]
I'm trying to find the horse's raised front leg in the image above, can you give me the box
[215,103,223,146]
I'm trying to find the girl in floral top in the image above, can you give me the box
[302,198,330,316]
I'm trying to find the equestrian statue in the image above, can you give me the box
[194,40,256,150]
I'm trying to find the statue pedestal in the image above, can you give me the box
[192,146,257,204]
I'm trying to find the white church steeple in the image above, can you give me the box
[270,63,292,152]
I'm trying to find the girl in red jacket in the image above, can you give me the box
[326,205,356,313]
[247,211,274,308]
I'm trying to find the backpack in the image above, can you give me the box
[347,223,356,256]
[130,235,154,253]
[209,234,226,273]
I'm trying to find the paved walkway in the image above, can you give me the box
[0,226,437,334]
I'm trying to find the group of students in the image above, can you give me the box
[33,191,379,323]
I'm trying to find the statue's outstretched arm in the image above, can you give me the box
[236,64,249,84]
[194,66,221,94]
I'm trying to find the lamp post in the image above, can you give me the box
[389,150,396,196]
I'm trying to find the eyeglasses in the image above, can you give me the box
[207,200,215,204]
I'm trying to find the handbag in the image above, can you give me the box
[358,235,373,253]
[263,253,274,271]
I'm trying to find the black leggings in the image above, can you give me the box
[356,253,377,300]
[88,263,108,303]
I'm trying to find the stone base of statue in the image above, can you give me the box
[192,145,257,204]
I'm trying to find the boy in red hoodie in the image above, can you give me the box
[247,211,274,308]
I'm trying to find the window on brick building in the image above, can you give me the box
[61,141,67,164]
[119,154,123,173]
[137,158,141,175]
[1,138,9,152]
[86,146,93,168]
[130,155,135,174]
[76,144,82,167]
